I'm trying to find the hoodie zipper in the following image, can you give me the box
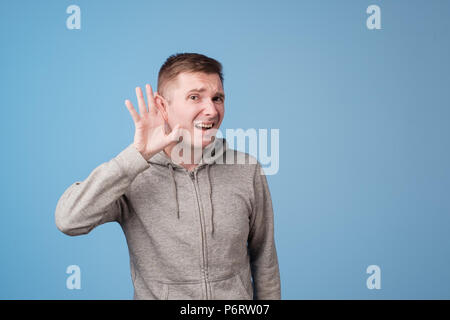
[189,169,210,299]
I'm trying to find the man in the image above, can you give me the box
[55,53,281,300]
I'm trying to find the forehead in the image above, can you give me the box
[172,72,223,93]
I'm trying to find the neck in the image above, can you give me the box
[163,143,204,172]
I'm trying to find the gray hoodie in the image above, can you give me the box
[55,138,281,300]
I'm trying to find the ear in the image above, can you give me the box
[154,92,169,122]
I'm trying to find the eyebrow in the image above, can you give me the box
[186,87,225,99]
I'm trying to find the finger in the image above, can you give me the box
[135,86,148,115]
[125,100,140,123]
[145,84,156,115]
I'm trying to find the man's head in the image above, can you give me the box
[155,53,225,150]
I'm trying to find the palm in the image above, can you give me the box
[125,84,181,160]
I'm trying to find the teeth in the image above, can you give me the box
[195,123,213,129]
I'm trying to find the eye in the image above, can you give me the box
[189,95,199,101]
[213,96,223,102]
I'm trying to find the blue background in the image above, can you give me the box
[1,0,449,299]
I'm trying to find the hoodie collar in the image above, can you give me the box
[148,137,227,168]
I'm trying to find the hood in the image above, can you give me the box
[147,137,228,237]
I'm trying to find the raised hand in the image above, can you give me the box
[125,84,181,160]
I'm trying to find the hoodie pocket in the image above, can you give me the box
[210,273,253,300]
[165,282,204,300]
[133,278,168,300]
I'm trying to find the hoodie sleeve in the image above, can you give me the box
[248,162,282,300]
[55,144,150,236]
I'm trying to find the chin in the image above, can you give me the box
[188,130,217,149]
[192,140,213,150]
[203,135,217,147]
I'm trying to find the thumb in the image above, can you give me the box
[167,124,182,143]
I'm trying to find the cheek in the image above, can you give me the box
[169,103,194,125]
[218,106,225,122]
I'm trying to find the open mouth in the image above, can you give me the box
[194,122,215,131]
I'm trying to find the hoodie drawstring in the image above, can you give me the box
[206,164,214,236]
[167,163,215,237]
[168,163,180,219]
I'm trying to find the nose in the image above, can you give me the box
[203,100,219,119]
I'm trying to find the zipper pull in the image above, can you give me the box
[189,171,195,181]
